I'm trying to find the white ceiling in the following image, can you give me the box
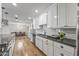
[2,3,52,23]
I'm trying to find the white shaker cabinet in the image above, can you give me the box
[33,16,39,29]
[36,36,43,51]
[54,41,75,56]
[66,3,77,27]
[38,37,43,51]
[58,3,77,28]
[47,4,57,28]
[42,13,48,25]
[39,12,48,25]
[42,38,48,55]
[47,39,54,56]
[36,36,40,48]
[39,15,43,25]
[35,36,75,56]
[33,18,36,29]
[35,16,40,29]
[42,38,54,56]
[58,3,67,27]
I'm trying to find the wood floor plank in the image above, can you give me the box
[13,36,45,56]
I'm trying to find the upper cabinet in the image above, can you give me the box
[47,4,57,28]
[66,3,77,27]
[33,17,35,29]
[33,12,48,29]
[58,3,77,28]
[39,15,43,25]
[33,3,78,29]
[39,12,48,25]
[58,3,67,28]
[33,16,40,29]
[42,13,48,25]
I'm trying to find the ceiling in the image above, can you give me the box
[2,3,52,24]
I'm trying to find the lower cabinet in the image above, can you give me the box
[42,38,48,55]
[38,37,43,51]
[42,38,54,56]
[54,47,73,56]
[47,40,54,56]
[54,41,75,56]
[36,36,39,48]
[36,36,43,51]
[35,36,75,56]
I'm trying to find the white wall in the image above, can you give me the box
[0,21,29,43]
[1,21,29,34]
[9,22,26,32]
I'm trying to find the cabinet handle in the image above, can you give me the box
[60,53,64,56]
[60,46,63,48]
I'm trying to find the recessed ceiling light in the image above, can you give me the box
[35,9,38,13]
[28,17,31,19]
[12,3,17,6]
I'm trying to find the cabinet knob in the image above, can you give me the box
[60,53,64,56]
[60,46,63,48]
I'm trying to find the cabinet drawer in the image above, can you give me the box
[54,41,75,54]
[38,39,43,50]
[42,39,48,55]
[36,38,39,47]
[54,47,74,56]
[48,46,54,56]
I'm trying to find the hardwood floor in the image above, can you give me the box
[12,36,45,56]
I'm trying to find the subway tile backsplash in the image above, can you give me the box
[46,28,57,36]
[37,25,76,40]
[61,29,76,40]
[45,27,76,40]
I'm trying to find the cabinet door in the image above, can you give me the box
[33,18,36,29]
[33,16,40,29]
[47,4,57,28]
[42,39,48,55]
[35,16,40,29]
[36,37,40,48]
[36,36,43,51]
[42,13,47,25]
[47,40,54,56]
[66,3,77,27]
[58,3,67,27]
[54,47,74,56]
[39,15,43,25]
[38,37,43,50]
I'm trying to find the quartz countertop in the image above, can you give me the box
[37,34,76,47]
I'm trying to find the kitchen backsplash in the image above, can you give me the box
[55,28,76,40]
[60,28,76,40]
[46,28,57,36]
[36,25,76,40]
